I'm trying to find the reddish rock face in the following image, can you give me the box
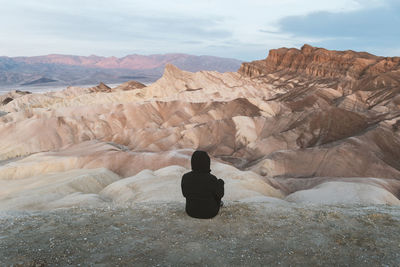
[239,44,400,111]
[239,44,400,106]
[240,44,400,80]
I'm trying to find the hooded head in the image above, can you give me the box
[191,150,211,173]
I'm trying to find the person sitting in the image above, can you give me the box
[181,150,225,219]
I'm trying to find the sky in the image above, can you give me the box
[0,0,399,61]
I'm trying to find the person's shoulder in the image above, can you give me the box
[209,173,224,184]
[208,173,218,180]
[182,171,194,179]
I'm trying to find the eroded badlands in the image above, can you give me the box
[1,45,400,210]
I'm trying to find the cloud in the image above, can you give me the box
[0,0,396,59]
[0,1,234,57]
[274,0,400,55]
[3,4,232,41]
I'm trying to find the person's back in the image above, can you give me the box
[181,151,224,219]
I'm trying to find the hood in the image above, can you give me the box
[191,150,211,173]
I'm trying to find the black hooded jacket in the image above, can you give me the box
[181,151,225,219]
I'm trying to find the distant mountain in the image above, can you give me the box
[0,54,242,86]
[21,77,57,86]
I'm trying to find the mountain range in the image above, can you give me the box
[0,53,242,86]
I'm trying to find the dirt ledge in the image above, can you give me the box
[0,202,399,266]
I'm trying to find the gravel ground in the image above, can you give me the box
[0,202,399,266]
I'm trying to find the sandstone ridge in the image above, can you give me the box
[240,44,400,80]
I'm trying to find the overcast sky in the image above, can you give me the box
[0,0,398,60]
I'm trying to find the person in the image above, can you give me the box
[181,150,225,219]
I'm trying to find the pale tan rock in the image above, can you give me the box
[0,160,283,210]
[0,168,120,210]
[0,99,262,160]
[0,141,192,179]
[251,125,400,180]
[285,181,400,205]
[0,90,31,106]
[100,162,284,204]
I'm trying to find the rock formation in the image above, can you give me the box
[112,80,146,91]
[0,44,399,210]
[239,44,400,110]
[0,90,31,107]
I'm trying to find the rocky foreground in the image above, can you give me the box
[1,202,399,266]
